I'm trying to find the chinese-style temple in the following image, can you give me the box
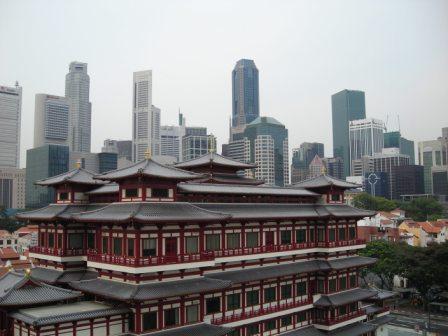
[6,152,393,336]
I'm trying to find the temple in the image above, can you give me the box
[2,152,393,336]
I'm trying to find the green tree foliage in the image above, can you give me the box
[362,240,448,304]
[0,205,23,233]
[399,197,444,221]
[353,193,398,212]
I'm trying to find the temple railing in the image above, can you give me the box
[30,246,85,256]
[211,242,316,258]
[87,251,215,267]
[211,297,313,325]
[315,309,366,325]
[316,239,365,248]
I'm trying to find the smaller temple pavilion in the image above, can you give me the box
[12,152,393,336]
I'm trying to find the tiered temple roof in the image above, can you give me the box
[35,168,105,186]
[31,268,97,285]
[0,272,81,307]
[292,175,361,190]
[175,152,256,170]
[16,204,105,221]
[314,288,377,307]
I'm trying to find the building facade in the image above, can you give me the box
[384,131,415,164]
[373,151,410,199]
[291,143,324,183]
[349,119,386,176]
[65,62,91,153]
[244,117,289,186]
[33,94,70,148]
[0,167,25,209]
[102,139,133,162]
[160,125,186,162]
[332,90,366,178]
[182,128,217,161]
[0,84,22,168]
[323,157,344,180]
[11,153,390,336]
[231,59,259,130]
[390,165,424,200]
[69,151,118,174]
[25,145,69,208]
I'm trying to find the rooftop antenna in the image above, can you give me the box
[15,81,19,88]
[385,114,389,132]
[397,114,401,133]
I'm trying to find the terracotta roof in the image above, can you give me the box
[421,222,441,234]
[14,225,38,235]
[0,230,11,238]
[292,175,361,189]
[378,211,399,219]
[0,248,19,260]
[175,152,256,169]
[35,168,105,186]
[94,158,204,181]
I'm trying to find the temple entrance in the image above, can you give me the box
[165,238,178,257]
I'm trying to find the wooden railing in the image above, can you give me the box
[315,309,366,325]
[211,298,313,325]
[212,242,316,258]
[87,251,215,267]
[29,246,85,256]
[316,239,365,248]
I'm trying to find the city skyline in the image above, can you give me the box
[1,0,447,168]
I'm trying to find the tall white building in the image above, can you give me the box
[0,167,25,209]
[34,94,70,148]
[65,61,91,153]
[160,125,185,162]
[133,70,162,161]
[349,118,386,175]
[0,84,22,168]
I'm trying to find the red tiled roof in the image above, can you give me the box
[378,211,397,219]
[15,225,38,235]
[421,222,441,234]
[0,248,20,260]
[0,230,11,237]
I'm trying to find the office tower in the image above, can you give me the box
[384,131,415,164]
[0,167,25,209]
[69,151,117,174]
[132,70,156,162]
[364,172,390,198]
[332,89,366,177]
[102,139,132,162]
[34,94,70,148]
[323,157,344,180]
[25,144,69,208]
[182,127,216,161]
[352,156,374,177]
[390,165,424,200]
[308,155,326,179]
[0,83,22,168]
[349,118,385,175]
[244,117,289,186]
[373,150,410,199]
[151,105,161,156]
[418,128,448,194]
[65,62,91,152]
[291,143,324,183]
[432,167,448,197]
[231,59,259,139]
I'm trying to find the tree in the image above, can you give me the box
[353,193,398,212]
[0,205,23,233]
[399,197,444,221]
[359,240,406,290]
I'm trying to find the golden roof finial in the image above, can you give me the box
[75,159,82,169]
[144,147,152,160]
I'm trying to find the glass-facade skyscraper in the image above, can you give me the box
[332,89,366,178]
[232,59,259,129]
[384,131,415,164]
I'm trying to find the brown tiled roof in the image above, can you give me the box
[421,222,441,234]
[0,248,19,260]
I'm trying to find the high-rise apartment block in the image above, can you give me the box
[34,94,70,148]
[231,59,259,133]
[0,84,22,168]
[349,118,385,175]
[65,62,91,153]
[132,70,161,161]
[384,131,415,164]
[332,90,366,177]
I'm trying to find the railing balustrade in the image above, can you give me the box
[29,246,85,256]
[315,309,366,325]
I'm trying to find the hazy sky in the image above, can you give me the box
[1,0,447,167]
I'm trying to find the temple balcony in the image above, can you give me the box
[29,246,86,262]
[86,251,216,273]
[314,308,367,329]
[210,297,314,327]
[316,239,366,248]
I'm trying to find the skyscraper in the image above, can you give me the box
[34,94,70,148]
[384,131,415,164]
[244,116,289,186]
[182,127,216,161]
[349,118,386,175]
[0,83,22,168]
[332,89,366,177]
[231,59,259,133]
[65,62,91,152]
[290,142,324,183]
[132,70,161,162]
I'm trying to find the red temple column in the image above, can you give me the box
[157,226,163,257]
[179,225,185,255]
[180,296,185,325]
[135,303,142,333]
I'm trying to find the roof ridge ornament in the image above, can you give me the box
[75,159,82,169]
[144,148,152,160]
